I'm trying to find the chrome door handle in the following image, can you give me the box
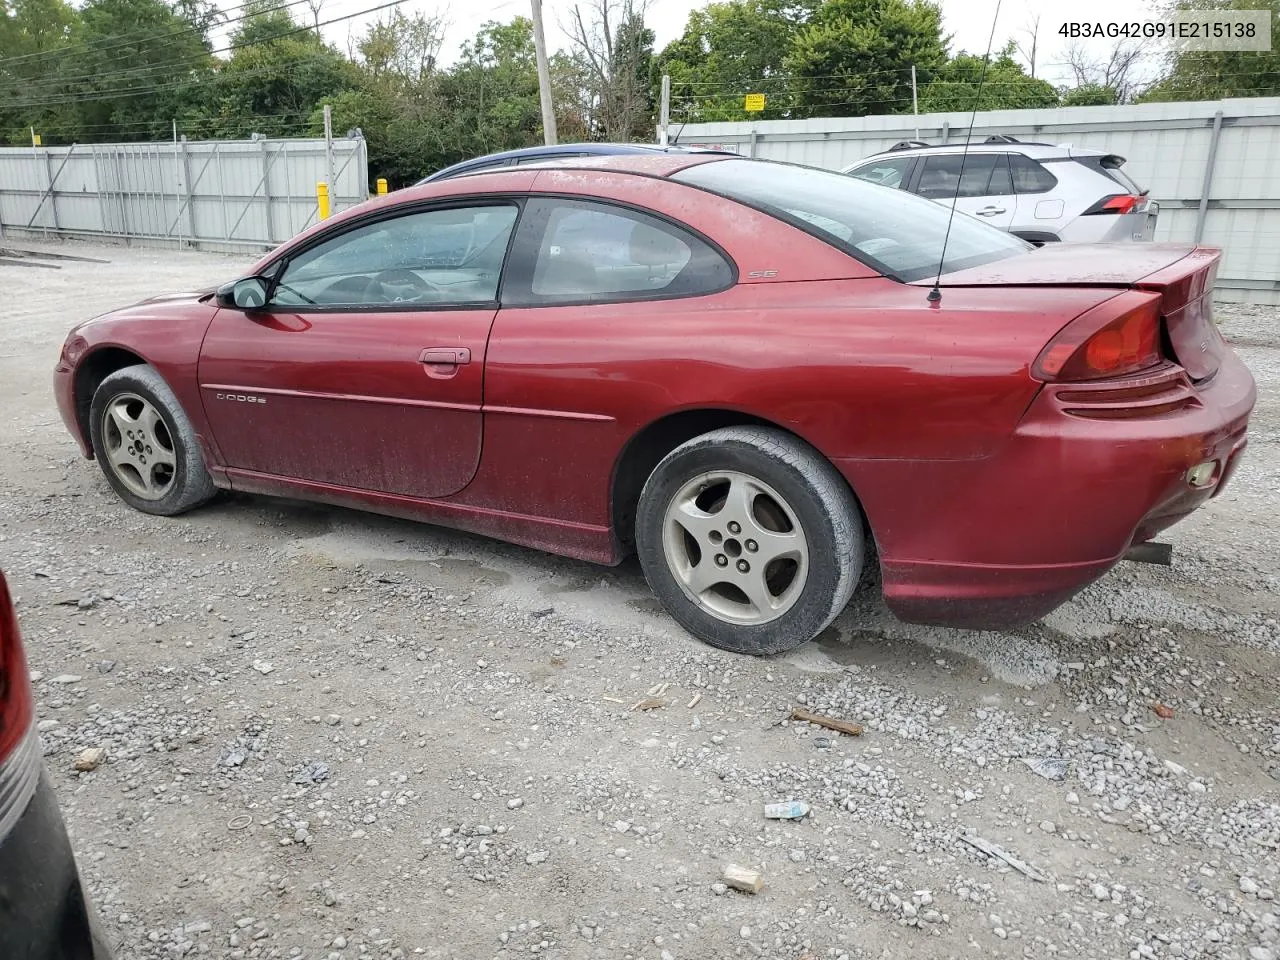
[975,207,1006,216]
[420,347,471,365]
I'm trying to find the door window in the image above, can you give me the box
[511,199,733,303]
[915,154,1014,199]
[847,156,912,189]
[269,204,519,309]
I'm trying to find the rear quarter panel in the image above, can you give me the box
[470,272,1116,529]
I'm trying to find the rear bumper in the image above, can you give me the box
[836,350,1256,630]
[0,775,112,960]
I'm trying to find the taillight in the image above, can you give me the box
[0,571,39,841]
[1084,194,1144,215]
[1033,292,1165,382]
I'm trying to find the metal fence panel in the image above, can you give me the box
[675,97,1280,303]
[0,136,368,254]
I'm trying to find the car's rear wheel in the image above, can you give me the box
[88,365,216,516]
[635,426,864,656]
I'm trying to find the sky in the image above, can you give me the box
[226,0,1166,91]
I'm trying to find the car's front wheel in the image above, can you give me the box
[635,426,864,656]
[88,365,216,516]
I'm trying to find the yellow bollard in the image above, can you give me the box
[376,178,388,196]
[317,182,330,220]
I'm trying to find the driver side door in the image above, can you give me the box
[198,201,519,500]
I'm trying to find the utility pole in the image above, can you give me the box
[323,104,335,194]
[658,74,671,147]
[911,65,919,141]
[530,0,557,145]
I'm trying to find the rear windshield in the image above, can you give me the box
[673,158,1029,282]
[1078,155,1144,195]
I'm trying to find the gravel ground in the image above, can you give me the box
[2,242,1279,960]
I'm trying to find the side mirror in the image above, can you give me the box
[216,277,269,310]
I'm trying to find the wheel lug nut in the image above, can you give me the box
[714,554,728,567]
[736,559,749,573]
[745,540,758,552]
[727,521,741,534]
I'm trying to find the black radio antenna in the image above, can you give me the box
[928,0,1005,306]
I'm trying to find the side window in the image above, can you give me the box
[1010,154,1059,194]
[270,204,519,309]
[516,199,733,303]
[915,154,1013,199]
[847,157,912,189]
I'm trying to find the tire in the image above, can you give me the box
[635,426,864,656]
[88,364,217,517]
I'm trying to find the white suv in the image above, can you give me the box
[842,136,1158,245]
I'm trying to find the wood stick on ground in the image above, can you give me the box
[790,707,864,737]
[956,833,1050,883]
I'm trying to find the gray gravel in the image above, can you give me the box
[1,241,1279,960]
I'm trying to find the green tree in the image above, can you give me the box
[1139,0,1280,101]
[58,0,213,141]
[565,0,656,140]
[783,0,947,118]
[916,43,1058,112]
[653,0,814,121]
[1060,82,1119,106]
[183,3,360,139]
[435,19,542,158]
[0,0,80,141]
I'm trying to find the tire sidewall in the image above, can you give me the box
[88,367,209,516]
[636,435,860,656]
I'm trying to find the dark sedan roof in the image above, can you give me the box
[418,142,737,184]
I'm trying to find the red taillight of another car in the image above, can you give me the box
[1083,194,1146,215]
[1034,291,1165,383]
[0,571,40,841]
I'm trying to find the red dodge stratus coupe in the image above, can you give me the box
[54,154,1255,655]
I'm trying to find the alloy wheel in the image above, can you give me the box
[661,469,809,625]
[100,393,177,501]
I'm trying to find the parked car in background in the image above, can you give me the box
[843,135,1159,246]
[0,569,112,959]
[417,142,737,183]
[54,154,1252,657]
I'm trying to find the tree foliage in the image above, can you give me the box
[2,0,1276,184]
[916,43,1057,112]
[1139,0,1280,101]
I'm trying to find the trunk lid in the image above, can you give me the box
[913,243,1225,381]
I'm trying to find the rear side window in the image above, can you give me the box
[848,157,912,188]
[914,154,1013,199]
[506,198,734,305]
[674,158,1029,283]
[1072,155,1144,194]
[1010,154,1058,193]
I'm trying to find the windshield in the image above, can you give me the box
[673,158,1030,282]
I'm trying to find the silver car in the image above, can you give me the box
[842,136,1158,246]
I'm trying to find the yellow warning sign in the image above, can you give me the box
[744,93,766,112]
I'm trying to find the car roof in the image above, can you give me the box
[421,143,735,183]
[855,141,1107,163]
[454,152,730,179]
